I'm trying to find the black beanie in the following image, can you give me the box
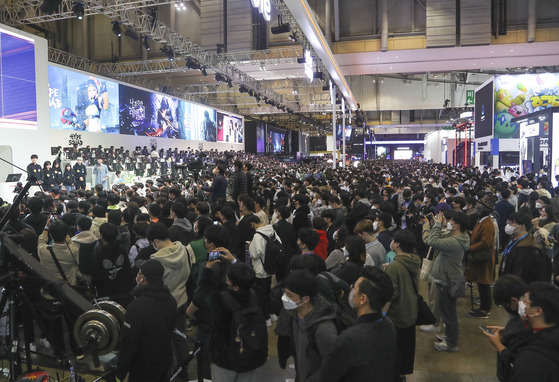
[140,259,164,284]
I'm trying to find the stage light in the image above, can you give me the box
[160,45,174,61]
[112,21,122,37]
[288,33,297,42]
[271,23,290,34]
[142,36,150,51]
[313,71,324,80]
[73,2,84,19]
[186,57,201,70]
[227,78,233,88]
[201,67,208,76]
[239,85,249,94]
[297,57,305,64]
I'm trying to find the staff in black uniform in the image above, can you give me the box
[26,154,43,185]
[73,157,87,190]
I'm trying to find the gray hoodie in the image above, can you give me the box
[151,242,190,308]
[427,222,470,286]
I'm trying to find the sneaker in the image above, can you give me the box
[266,319,272,327]
[29,343,37,352]
[465,282,474,290]
[473,297,480,305]
[436,334,447,342]
[74,348,85,360]
[467,309,490,319]
[419,324,440,333]
[39,338,51,349]
[434,340,458,352]
[270,314,278,322]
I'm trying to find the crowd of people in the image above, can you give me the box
[2,149,559,382]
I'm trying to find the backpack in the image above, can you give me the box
[220,289,268,373]
[307,301,355,358]
[78,241,97,275]
[256,231,285,275]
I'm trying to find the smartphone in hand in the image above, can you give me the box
[479,325,495,335]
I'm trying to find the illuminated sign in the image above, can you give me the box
[304,50,314,82]
[250,0,271,22]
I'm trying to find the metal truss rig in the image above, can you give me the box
[0,0,297,113]
[48,47,227,110]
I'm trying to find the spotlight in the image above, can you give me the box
[201,67,208,76]
[124,28,139,41]
[186,57,201,70]
[112,21,122,37]
[227,78,233,88]
[72,2,84,19]
[297,57,305,64]
[216,44,225,54]
[322,83,329,91]
[288,33,297,42]
[239,85,249,94]
[313,71,324,80]
[174,1,187,10]
[271,23,290,34]
[160,45,174,61]
[142,36,150,51]
[40,0,63,14]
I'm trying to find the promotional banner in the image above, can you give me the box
[494,73,559,139]
[474,80,493,139]
[49,65,120,133]
[268,131,285,153]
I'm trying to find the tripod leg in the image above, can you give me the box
[8,293,22,382]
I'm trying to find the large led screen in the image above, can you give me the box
[120,86,180,139]
[475,80,493,139]
[49,65,120,133]
[494,73,559,139]
[256,123,266,153]
[268,131,285,153]
[48,64,243,143]
[0,29,37,129]
[217,112,243,143]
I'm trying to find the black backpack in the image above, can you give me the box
[220,289,268,373]
[256,231,285,275]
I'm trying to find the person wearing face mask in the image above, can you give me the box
[319,266,397,382]
[485,282,559,382]
[283,270,338,382]
[500,212,552,285]
[353,219,385,267]
[384,230,421,381]
[482,275,531,382]
[425,211,471,352]
[495,189,516,251]
[116,259,177,382]
[532,204,558,260]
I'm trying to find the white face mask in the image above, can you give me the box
[373,221,379,231]
[518,300,528,320]
[342,247,349,257]
[505,224,516,235]
[348,289,355,309]
[446,222,453,231]
[281,293,300,310]
[429,178,434,183]
[445,193,450,199]
[535,202,543,209]
[423,198,428,203]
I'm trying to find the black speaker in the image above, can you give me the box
[40,0,63,14]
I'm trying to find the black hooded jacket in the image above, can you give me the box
[508,325,559,382]
[116,283,177,382]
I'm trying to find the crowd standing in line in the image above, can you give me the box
[1,148,559,382]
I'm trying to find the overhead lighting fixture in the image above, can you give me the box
[174,1,187,10]
[216,44,225,54]
[259,62,267,71]
[72,2,84,19]
[186,57,201,70]
[142,36,150,51]
[313,71,324,80]
[271,23,290,34]
[288,33,297,42]
[112,21,122,37]
[297,57,305,64]
[226,78,233,88]
[201,67,208,76]
[124,28,139,41]
[160,45,174,61]
[239,85,249,94]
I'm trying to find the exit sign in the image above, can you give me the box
[466,90,475,105]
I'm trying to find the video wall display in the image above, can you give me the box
[268,131,285,154]
[0,28,37,129]
[49,65,120,133]
[494,73,559,139]
[474,80,493,139]
[217,112,243,143]
[48,64,242,142]
[336,125,353,141]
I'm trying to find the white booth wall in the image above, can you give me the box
[424,130,456,163]
[0,25,244,179]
